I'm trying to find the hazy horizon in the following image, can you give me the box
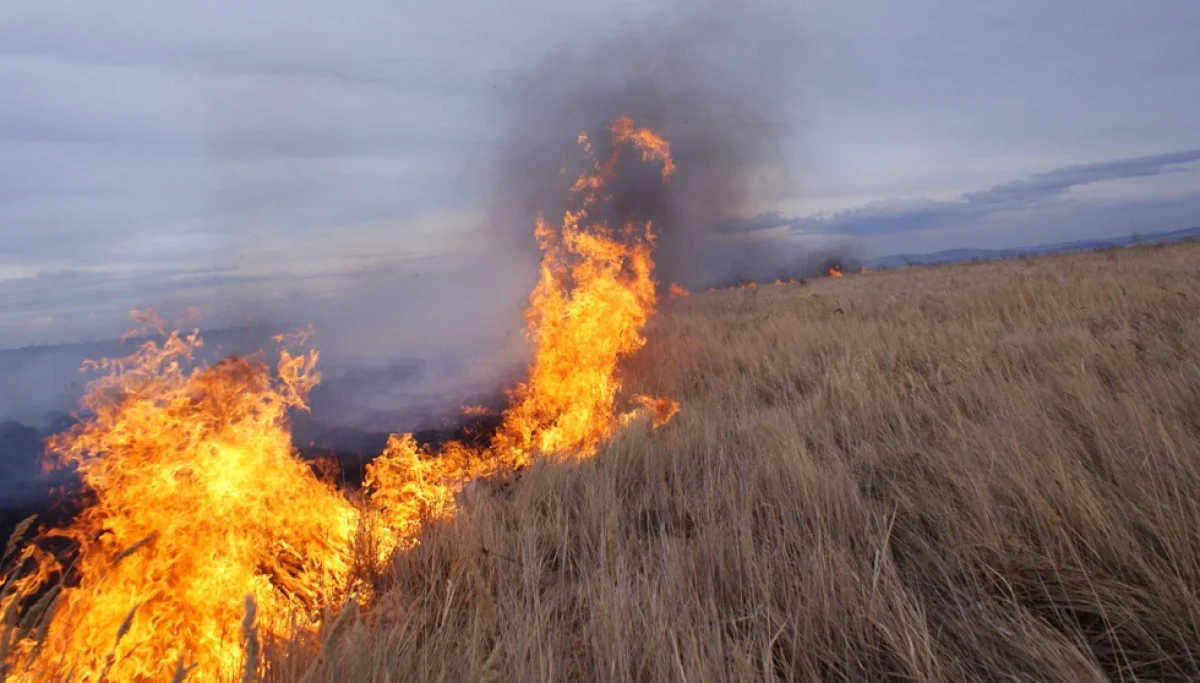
[2,0,1199,398]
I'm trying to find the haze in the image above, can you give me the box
[1,0,1198,416]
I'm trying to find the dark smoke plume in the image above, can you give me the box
[489,1,859,288]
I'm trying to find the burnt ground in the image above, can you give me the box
[297,412,504,490]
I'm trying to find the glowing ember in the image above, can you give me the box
[0,315,359,682]
[829,265,843,278]
[461,404,493,416]
[366,115,680,547]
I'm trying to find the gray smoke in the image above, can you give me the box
[0,2,860,476]
[489,0,859,288]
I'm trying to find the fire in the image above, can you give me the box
[861,266,871,274]
[1,116,680,680]
[0,316,359,681]
[828,265,843,278]
[669,283,690,298]
[365,116,679,547]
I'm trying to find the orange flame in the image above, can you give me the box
[861,266,871,274]
[1,116,681,680]
[366,116,680,550]
[1,315,359,681]
[829,265,843,278]
[669,282,690,298]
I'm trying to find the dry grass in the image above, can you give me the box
[6,243,1200,681]
[283,243,1200,682]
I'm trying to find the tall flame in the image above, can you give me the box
[1,116,679,680]
[0,316,359,681]
[365,115,679,549]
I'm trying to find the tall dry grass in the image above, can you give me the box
[282,243,1200,682]
[5,243,1200,681]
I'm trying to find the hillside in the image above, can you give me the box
[274,243,1200,682]
[867,226,1200,269]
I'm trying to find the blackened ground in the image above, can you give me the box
[0,415,80,546]
[0,486,88,566]
[298,412,506,490]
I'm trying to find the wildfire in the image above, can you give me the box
[0,316,359,681]
[365,115,680,547]
[1,116,681,680]
[861,266,871,274]
[828,265,843,278]
[669,283,690,298]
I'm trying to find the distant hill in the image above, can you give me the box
[867,226,1200,270]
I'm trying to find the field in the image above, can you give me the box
[5,243,1199,682]
[265,243,1200,681]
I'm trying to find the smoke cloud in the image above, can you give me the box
[0,1,858,487]
[488,0,858,288]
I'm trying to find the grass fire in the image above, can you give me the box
[342,244,1198,681]
[0,117,679,681]
[4,0,1197,680]
[5,233,1200,681]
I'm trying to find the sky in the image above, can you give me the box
[2,0,1200,350]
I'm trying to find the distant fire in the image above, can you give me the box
[829,265,843,278]
[861,266,871,274]
[669,282,690,298]
[1,117,680,680]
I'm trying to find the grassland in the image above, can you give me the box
[268,242,1200,682]
[5,243,1200,682]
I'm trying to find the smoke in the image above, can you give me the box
[489,0,858,288]
[0,2,858,467]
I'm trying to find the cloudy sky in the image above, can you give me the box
[2,0,1199,350]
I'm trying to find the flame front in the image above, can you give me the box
[366,115,679,548]
[1,116,679,680]
[1,319,359,681]
[829,265,843,278]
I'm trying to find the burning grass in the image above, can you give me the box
[2,118,1199,678]
[1,116,680,682]
[275,243,1200,682]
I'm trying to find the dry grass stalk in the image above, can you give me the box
[276,244,1199,682]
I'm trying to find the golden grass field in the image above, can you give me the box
[267,242,1200,682]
